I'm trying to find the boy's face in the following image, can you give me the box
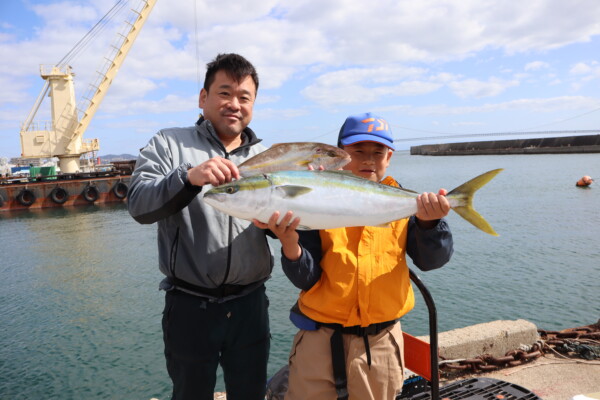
[341,142,393,182]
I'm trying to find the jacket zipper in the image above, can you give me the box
[219,152,234,286]
[169,227,180,276]
[220,216,234,286]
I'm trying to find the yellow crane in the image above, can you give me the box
[19,0,157,174]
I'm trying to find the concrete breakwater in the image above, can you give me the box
[410,134,600,155]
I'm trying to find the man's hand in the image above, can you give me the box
[253,211,302,261]
[187,156,240,187]
[415,189,450,228]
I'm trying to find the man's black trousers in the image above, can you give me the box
[162,285,270,400]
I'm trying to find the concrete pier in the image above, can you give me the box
[410,134,600,155]
[418,319,539,360]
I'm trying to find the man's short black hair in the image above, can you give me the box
[203,53,259,93]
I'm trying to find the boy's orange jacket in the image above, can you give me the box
[298,176,415,327]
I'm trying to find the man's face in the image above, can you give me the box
[342,142,392,182]
[199,70,256,140]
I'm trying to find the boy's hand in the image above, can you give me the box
[415,189,450,228]
[252,211,302,261]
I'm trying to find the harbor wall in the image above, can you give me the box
[410,134,600,155]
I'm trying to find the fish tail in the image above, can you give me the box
[447,169,503,236]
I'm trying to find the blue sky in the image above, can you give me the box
[1,0,599,158]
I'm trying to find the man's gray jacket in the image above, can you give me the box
[127,119,273,301]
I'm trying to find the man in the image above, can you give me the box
[128,53,272,400]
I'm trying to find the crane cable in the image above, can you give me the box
[57,0,128,67]
[194,0,202,95]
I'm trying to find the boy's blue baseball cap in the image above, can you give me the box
[337,112,396,151]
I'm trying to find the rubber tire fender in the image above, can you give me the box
[17,189,36,206]
[50,187,68,204]
[112,182,128,199]
[82,185,99,202]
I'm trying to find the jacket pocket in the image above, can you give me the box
[388,322,405,379]
[288,330,307,363]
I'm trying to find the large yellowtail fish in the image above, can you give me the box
[204,169,503,235]
[238,142,350,176]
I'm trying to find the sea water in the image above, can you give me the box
[1,152,599,398]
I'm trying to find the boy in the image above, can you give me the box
[257,112,453,399]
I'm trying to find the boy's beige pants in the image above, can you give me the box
[284,322,405,400]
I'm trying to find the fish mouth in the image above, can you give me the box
[203,192,226,203]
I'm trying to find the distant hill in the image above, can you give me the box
[99,153,137,162]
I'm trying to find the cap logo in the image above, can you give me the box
[362,117,389,133]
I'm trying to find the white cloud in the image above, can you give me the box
[448,78,520,99]
[524,61,549,71]
[281,0,600,61]
[100,94,197,115]
[301,66,440,106]
[568,61,600,92]
[431,73,461,83]
[380,96,600,116]
[570,63,592,74]
[31,2,98,25]
[0,75,29,107]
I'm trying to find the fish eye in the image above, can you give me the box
[327,150,337,157]
[225,186,238,194]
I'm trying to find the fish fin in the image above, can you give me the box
[398,187,419,194]
[297,225,312,231]
[275,185,313,198]
[447,169,503,236]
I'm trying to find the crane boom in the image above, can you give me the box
[69,0,157,153]
[19,0,157,174]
